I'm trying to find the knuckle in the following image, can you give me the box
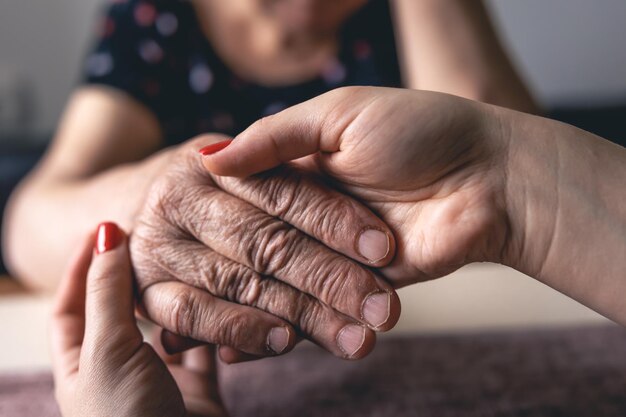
[252,114,277,133]
[210,263,264,306]
[309,257,360,307]
[143,150,215,232]
[289,294,328,335]
[255,283,301,320]
[256,172,303,218]
[143,172,186,226]
[214,168,307,220]
[169,289,202,338]
[239,115,281,153]
[248,280,331,337]
[130,219,181,292]
[215,309,251,347]
[147,177,219,240]
[173,184,219,236]
[307,197,353,243]
[248,222,302,275]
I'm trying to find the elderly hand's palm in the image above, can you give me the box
[131,135,402,361]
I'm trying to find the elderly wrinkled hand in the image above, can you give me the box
[131,136,401,361]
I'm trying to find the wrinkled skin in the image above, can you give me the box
[203,87,512,288]
[130,136,401,360]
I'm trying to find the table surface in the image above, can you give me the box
[0,265,610,372]
[3,324,626,417]
[0,276,54,372]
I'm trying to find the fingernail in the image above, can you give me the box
[95,222,122,255]
[267,327,290,354]
[198,140,232,156]
[362,292,390,329]
[161,330,201,355]
[337,325,366,358]
[357,228,390,263]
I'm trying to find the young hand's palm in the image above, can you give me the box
[312,89,510,286]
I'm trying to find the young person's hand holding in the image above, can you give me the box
[201,87,510,286]
[201,86,626,326]
[50,223,227,417]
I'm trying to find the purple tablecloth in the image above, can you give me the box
[2,324,626,417]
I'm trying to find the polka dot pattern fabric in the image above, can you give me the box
[83,0,402,145]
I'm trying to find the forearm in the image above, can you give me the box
[391,0,537,112]
[2,149,173,291]
[503,110,626,323]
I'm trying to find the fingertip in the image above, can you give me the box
[216,325,295,364]
[267,326,295,355]
[372,290,401,332]
[352,329,377,360]
[84,221,136,331]
[361,274,402,332]
[200,153,241,178]
[161,330,203,355]
[198,139,233,157]
[336,325,376,360]
[218,346,260,364]
[197,137,252,178]
[356,227,396,267]
[379,229,397,267]
[197,120,321,178]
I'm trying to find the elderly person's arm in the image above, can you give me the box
[2,87,401,359]
[391,0,538,113]
[3,88,165,291]
[202,86,626,326]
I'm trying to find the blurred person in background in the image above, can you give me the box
[51,85,626,416]
[3,0,536,364]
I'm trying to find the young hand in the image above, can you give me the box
[50,222,227,417]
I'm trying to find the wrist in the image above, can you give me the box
[498,111,626,323]
[497,109,561,277]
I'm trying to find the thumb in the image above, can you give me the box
[83,222,139,346]
[199,87,375,177]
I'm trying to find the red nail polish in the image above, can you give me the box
[95,222,122,255]
[198,140,232,156]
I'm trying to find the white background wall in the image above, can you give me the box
[0,0,101,134]
[487,0,626,105]
[1,0,626,134]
